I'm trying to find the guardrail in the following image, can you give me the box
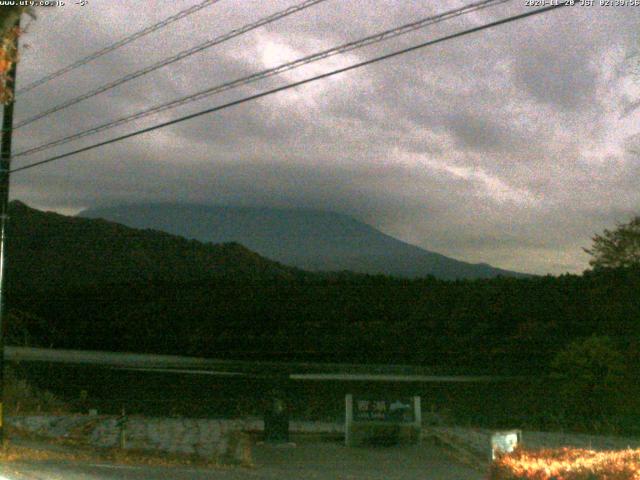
[5,346,526,380]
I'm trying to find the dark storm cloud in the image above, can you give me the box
[512,36,597,112]
[9,0,640,274]
[443,111,528,153]
[508,6,637,112]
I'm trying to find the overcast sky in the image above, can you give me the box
[8,0,640,275]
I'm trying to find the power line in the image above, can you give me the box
[11,3,570,175]
[16,0,223,95]
[14,0,509,159]
[13,0,330,129]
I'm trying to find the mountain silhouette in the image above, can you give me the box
[80,203,528,279]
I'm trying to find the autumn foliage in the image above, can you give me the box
[0,4,32,104]
[489,447,640,479]
[0,25,21,103]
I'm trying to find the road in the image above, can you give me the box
[0,442,485,479]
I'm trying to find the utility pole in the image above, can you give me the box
[0,17,20,447]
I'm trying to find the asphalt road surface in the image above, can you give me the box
[0,442,485,479]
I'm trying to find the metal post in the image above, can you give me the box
[345,394,353,447]
[0,18,20,447]
[413,396,422,444]
[118,407,127,449]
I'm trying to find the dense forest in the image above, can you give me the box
[4,201,639,377]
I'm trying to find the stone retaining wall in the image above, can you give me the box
[6,415,344,460]
[8,415,248,460]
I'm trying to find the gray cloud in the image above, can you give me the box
[8,0,640,275]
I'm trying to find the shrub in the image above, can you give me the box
[489,447,640,480]
[551,336,627,427]
[4,366,66,414]
[365,424,400,446]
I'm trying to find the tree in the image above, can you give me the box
[551,336,626,427]
[584,216,640,270]
[0,6,34,103]
[0,7,26,35]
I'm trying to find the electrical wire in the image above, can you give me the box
[16,0,223,95]
[14,0,509,159]
[11,3,570,174]
[13,0,330,129]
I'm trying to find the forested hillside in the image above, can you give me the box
[5,201,639,376]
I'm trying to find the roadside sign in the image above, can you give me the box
[345,395,421,446]
[352,397,415,423]
[491,430,521,460]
